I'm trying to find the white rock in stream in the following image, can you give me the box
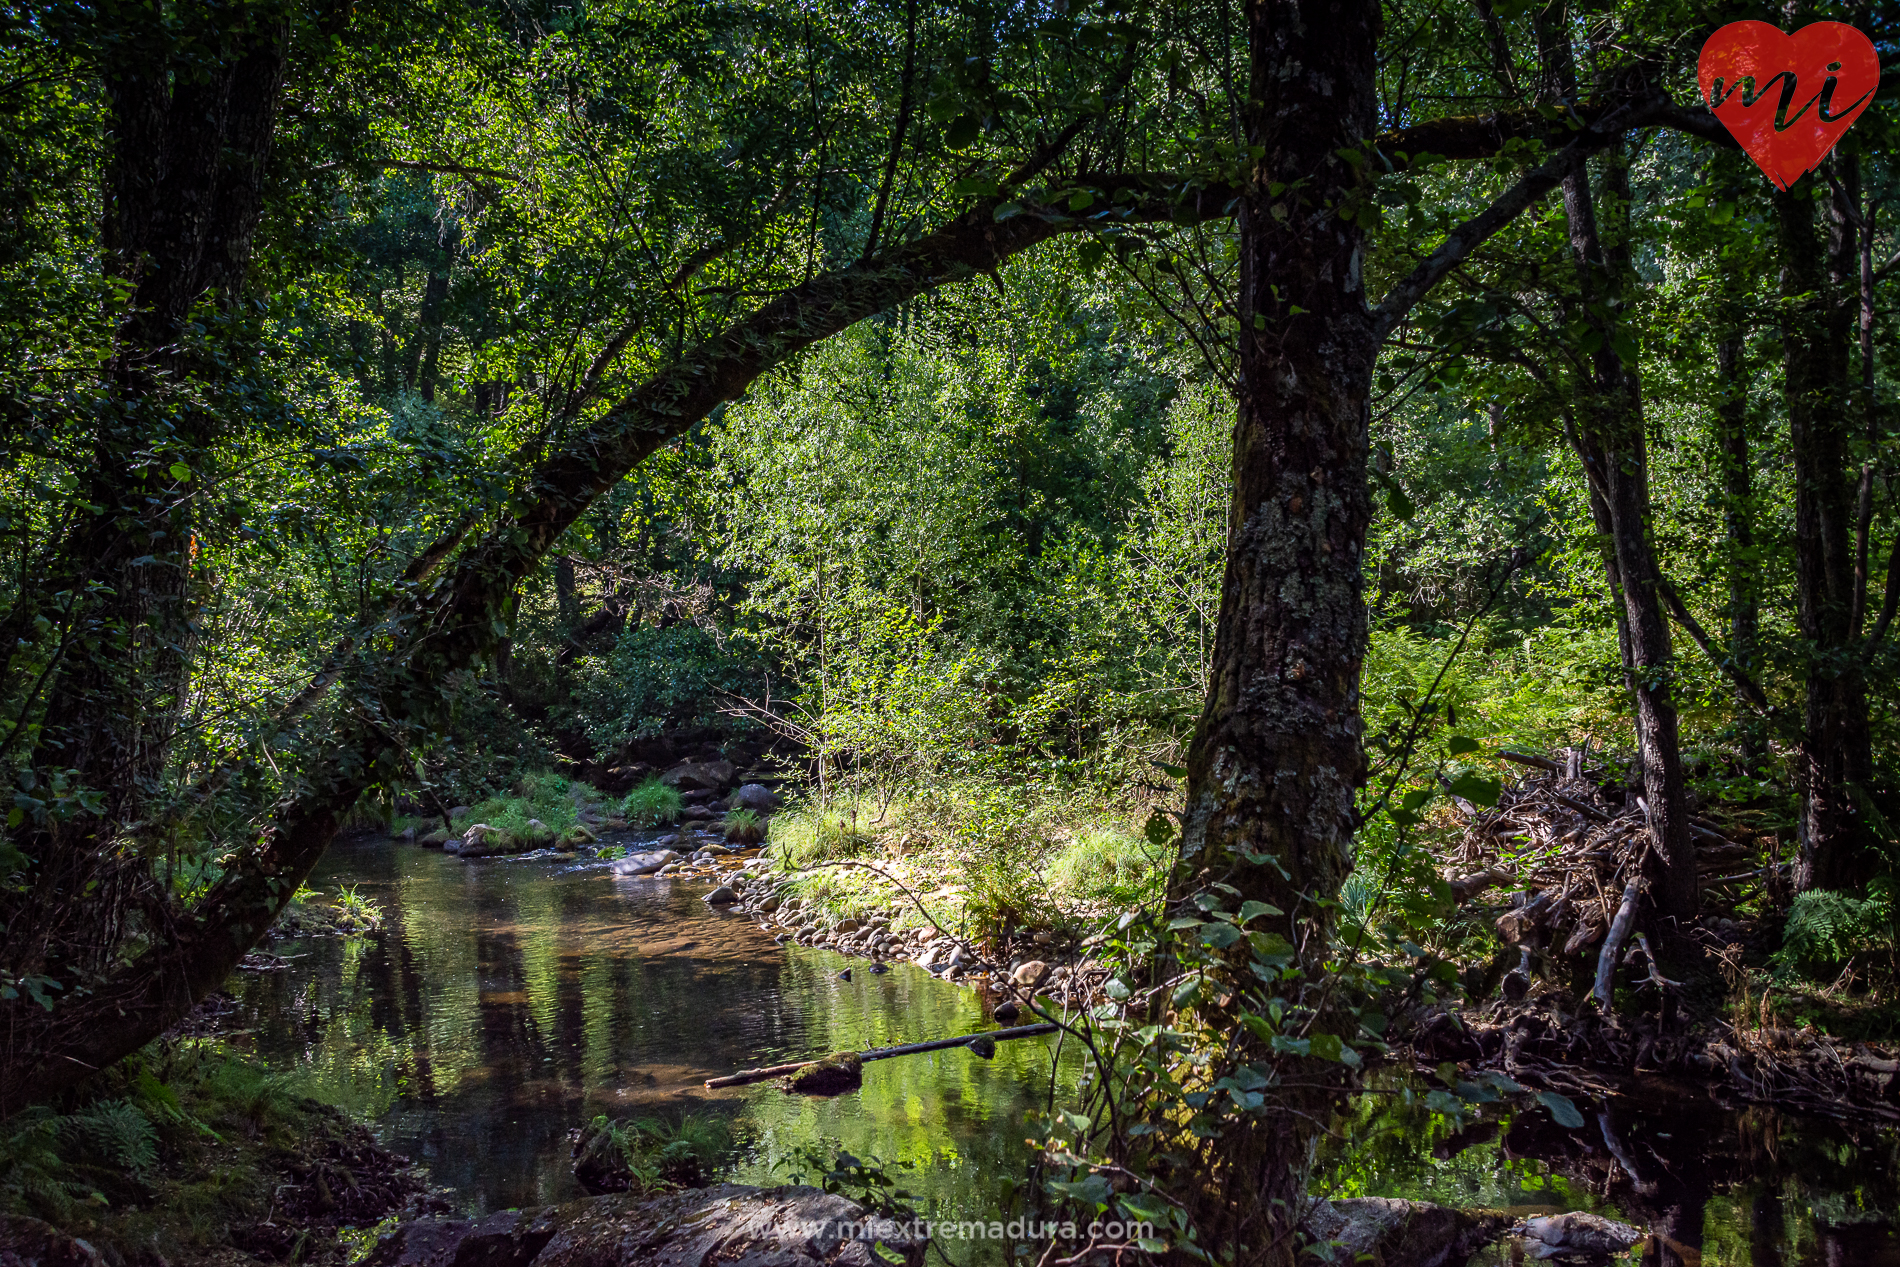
[609,849,678,877]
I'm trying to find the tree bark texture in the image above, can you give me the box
[1169,2,1378,1261]
[1776,175,1875,891]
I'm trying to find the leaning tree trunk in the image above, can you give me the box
[1558,152,1699,927]
[1168,1,1379,1261]
[1777,163,1876,892]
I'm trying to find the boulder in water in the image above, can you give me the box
[1301,1197,1507,1267]
[704,885,739,905]
[458,824,523,858]
[661,759,736,791]
[731,782,782,812]
[1517,1211,1643,1259]
[610,849,678,877]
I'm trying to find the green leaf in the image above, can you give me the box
[1199,922,1242,949]
[1153,762,1188,778]
[168,462,191,482]
[1446,772,1502,807]
[1238,900,1282,924]
[1447,735,1479,756]
[1537,1090,1586,1129]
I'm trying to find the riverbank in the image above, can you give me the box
[0,1038,433,1265]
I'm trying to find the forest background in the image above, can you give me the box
[4,0,1900,1260]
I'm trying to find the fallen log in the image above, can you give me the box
[704,1023,1061,1088]
[1496,751,1561,773]
[1592,880,1642,1012]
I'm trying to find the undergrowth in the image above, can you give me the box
[463,769,589,842]
[770,782,1164,944]
[0,1039,409,1259]
[573,1112,738,1194]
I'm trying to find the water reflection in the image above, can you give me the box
[233,836,1075,1219]
[1318,1071,1900,1264]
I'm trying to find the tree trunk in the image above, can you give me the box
[408,269,450,399]
[1168,1,1379,1260]
[1715,326,1763,769]
[1557,153,1699,926]
[1777,168,1876,891]
[1,14,291,986]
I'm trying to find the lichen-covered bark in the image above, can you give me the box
[1170,1,1380,1261]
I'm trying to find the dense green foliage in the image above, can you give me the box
[6,0,1900,1258]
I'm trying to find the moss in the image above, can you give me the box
[785,1052,863,1095]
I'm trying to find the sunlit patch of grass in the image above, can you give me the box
[464,769,588,846]
[621,777,683,828]
[771,783,1171,943]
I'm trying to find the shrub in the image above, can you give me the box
[622,778,683,828]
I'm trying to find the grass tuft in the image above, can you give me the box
[621,777,683,828]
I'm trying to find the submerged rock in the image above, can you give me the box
[1301,1197,1506,1267]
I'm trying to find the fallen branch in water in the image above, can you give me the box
[703,1022,1060,1088]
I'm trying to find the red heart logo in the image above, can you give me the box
[1698,21,1878,190]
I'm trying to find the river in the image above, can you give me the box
[232,834,1900,1264]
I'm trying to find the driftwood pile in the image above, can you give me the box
[1443,747,1778,1006]
[1418,746,1900,1123]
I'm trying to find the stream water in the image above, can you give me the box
[232,835,1900,1264]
